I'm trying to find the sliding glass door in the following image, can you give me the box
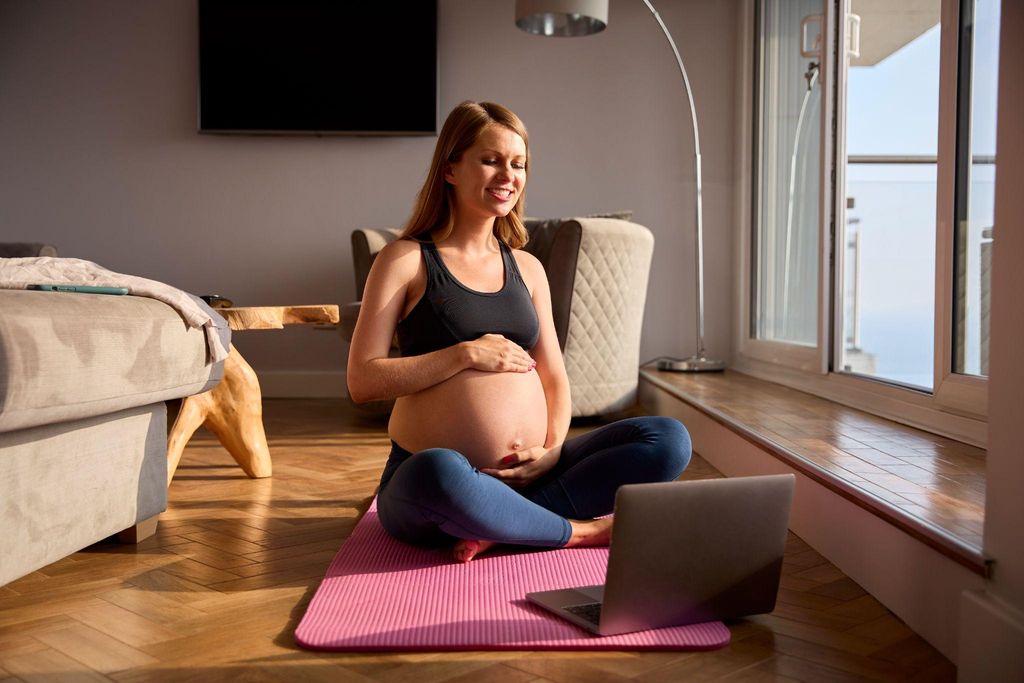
[837,0,941,391]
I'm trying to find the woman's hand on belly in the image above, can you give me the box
[389,367,548,470]
[480,444,561,488]
[462,334,536,373]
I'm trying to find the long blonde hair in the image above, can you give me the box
[400,101,530,249]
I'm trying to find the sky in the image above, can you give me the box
[839,0,999,388]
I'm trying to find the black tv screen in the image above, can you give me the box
[198,0,437,135]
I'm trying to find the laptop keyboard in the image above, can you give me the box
[563,602,602,626]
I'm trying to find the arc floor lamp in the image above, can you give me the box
[515,0,725,372]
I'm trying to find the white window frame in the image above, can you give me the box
[739,0,834,376]
[933,0,989,418]
[734,0,989,447]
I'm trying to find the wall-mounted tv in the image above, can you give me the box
[198,0,437,136]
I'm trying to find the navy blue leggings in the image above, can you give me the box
[376,416,691,548]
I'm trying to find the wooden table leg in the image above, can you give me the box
[166,343,272,483]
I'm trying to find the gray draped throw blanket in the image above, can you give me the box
[0,257,229,364]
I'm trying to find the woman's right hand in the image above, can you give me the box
[462,334,536,373]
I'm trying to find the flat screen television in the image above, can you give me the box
[198,0,437,136]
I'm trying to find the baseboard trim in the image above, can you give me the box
[959,590,1024,681]
[256,371,347,398]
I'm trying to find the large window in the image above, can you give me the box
[746,0,999,434]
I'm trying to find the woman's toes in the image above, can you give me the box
[454,539,480,562]
[453,539,496,562]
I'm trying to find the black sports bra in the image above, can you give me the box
[395,239,540,357]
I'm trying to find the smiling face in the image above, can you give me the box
[444,124,527,223]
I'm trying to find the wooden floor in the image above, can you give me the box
[0,399,956,682]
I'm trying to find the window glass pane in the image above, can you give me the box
[753,0,823,346]
[954,0,999,377]
[839,1,940,391]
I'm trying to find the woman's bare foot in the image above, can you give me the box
[453,538,497,563]
[452,516,613,563]
[565,516,614,548]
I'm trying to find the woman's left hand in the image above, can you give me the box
[481,445,561,488]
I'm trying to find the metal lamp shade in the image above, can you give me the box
[515,0,609,37]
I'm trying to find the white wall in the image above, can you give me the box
[0,0,739,394]
[958,2,1024,679]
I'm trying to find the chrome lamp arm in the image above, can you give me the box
[515,0,724,371]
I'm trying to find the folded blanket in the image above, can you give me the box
[0,257,229,363]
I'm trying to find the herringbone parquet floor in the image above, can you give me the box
[0,399,956,682]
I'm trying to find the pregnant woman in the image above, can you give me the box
[347,101,692,562]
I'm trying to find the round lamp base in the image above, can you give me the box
[656,355,726,373]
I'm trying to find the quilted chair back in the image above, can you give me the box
[524,218,654,417]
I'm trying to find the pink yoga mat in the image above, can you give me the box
[295,499,731,651]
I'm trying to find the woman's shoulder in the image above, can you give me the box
[372,237,424,278]
[510,246,542,273]
[378,236,423,260]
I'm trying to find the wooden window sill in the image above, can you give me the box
[639,367,988,576]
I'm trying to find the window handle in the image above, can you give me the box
[847,14,862,59]
[800,14,823,58]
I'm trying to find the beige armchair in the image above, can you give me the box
[342,217,654,418]
[0,242,58,258]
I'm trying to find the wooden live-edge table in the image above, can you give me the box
[166,304,340,484]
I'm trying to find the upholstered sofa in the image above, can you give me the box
[341,216,655,417]
[0,253,230,586]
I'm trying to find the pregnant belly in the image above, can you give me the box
[389,369,548,469]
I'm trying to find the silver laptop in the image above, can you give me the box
[527,474,795,636]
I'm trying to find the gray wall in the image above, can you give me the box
[0,0,739,396]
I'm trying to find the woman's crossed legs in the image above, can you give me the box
[376,416,692,561]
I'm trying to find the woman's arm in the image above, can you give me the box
[519,251,572,448]
[346,240,535,403]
